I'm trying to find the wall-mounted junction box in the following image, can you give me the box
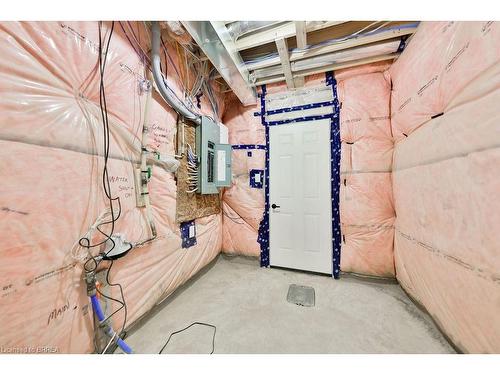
[133,167,146,207]
[195,116,232,194]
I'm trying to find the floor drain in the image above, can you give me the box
[287,284,315,307]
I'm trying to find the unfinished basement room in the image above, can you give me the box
[1,1,499,374]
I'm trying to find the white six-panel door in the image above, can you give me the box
[269,118,332,274]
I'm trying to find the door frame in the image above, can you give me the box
[257,72,342,279]
[268,118,333,275]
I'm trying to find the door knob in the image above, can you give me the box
[271,203,280,209]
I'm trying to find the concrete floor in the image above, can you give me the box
[123,255,455,354]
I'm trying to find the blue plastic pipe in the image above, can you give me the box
[90,295,133,354]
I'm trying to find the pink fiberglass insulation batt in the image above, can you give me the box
[221,69,397,279]
[220,75,327,257]
[1,19,499,355]
[0,21,223,353]
[390,21,500,352]
[221,94,265,256]
[336,64,396,277]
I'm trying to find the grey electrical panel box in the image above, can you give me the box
[214,144,232,188]
[195,116,232,194]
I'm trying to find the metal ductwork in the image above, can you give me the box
[151,21,201,125]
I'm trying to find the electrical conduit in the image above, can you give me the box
[151,21,201,125]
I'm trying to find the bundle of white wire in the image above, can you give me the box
[181,45,220,121]
[186,143,199,193]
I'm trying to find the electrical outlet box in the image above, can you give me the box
[133,167,146,207]
[195,116,232,194]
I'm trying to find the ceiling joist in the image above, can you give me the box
[244,25,417,72]
[275,37,295,89]
[293,21,307,87]
[181,21,418,100]
[251,52,401,87]
[235,21,346,51]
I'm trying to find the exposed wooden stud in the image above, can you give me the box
[275,37,295,89]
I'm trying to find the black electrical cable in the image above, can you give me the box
[158,322,217,354]
[95,283,125,323]
[79,22,129,347]
[118,22,197,117]
[78,21,121,263]
[98,21,121,228]
[104,260,128,335]
[118,21,150,68]
[96,21,128,338]
[118,21,169,80]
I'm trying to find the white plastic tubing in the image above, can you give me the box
[151,21,201,125]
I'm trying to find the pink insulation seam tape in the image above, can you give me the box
[0,21,223,353]
[337,66,396,278]
[390,21,500,352]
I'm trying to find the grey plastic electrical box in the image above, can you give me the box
[195,116,232,194]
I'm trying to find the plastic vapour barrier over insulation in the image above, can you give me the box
[223,68,396,280]
[389,21,500,353]
[0,20,499,355]
[0,21,223,353]
[221,95,266,256]
[221,75,331,258]
[336,64,396,277]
